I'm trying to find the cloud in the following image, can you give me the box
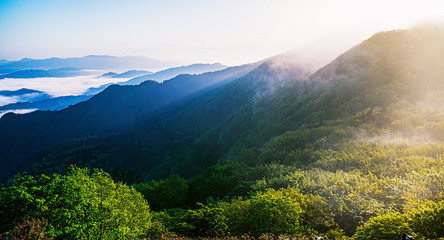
[0,95,19,106]
[0,75,129,98]
[0,108,38,118]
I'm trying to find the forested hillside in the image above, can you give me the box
[0,63,258,179]
[19,55,312,179]
[129,27,444,238]
[1,27,444,239]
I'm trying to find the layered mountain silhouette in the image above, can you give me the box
[0,95,92,112]
[99,70,152,79]
[1,27,443,183]
[124,63,228,84]
[0,64,229,113]
[0,88,45,97]
[84,63,228,96]
[0,55,176,73]
[0,62,258,178]
[0,68,90,79]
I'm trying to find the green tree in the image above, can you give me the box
[224,188,333,236]
[354,212,411,240]
[0,167,152,239]
[134,175,189,211]
[178,203,229,238]
[408,200,444,239]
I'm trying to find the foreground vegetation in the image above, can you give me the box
[1,159,444,239]
[0,167,152,239]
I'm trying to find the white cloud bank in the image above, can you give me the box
[0,75,129,98]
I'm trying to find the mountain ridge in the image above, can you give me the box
[8,52,315,180]
[16,27,444,180]
[0,62,259,179]
[0,55,177,73]
[0,68,90,79]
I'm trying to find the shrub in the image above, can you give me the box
[354,212,411,240]
[408,200,444,239]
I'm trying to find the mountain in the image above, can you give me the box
[0,95,93,112]
[0,88,51,104]
[17,52,318,179]
[187,27,444,165]
[83,63,229,96]
[156,27,443,235]
[0,63,225,113]
[0,88,44,97]
[99,72,119,78]
[12,26,443,190]
[0,55,176,73]
[0,62,259,179]
[2,57,311,183]
[3,43,316,177]
[0,59,10,67]
[123,63,228,84]
[98,70,152,78]
[0,68,90,79]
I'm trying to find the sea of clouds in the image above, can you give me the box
[0,75,128,99]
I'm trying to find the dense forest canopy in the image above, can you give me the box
[1,27,444,239]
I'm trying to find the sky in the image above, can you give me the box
[0,0,443,66]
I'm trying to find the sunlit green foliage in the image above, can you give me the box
[225,188,334,236]
[407,200,444,239]
[0,167,152,239]
[162,188,334,238]
[354,212,411,240]
[354,199,444,240]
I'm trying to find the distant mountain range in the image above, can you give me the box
[98,63,227,83]
[0,88,44,97]
[0,95,92,112]
[83,63,228,96]
[0,68,90,79]
[0,55,177,73]
[124,63,228,84]
[0,63,228,113]
[99,70,152,78]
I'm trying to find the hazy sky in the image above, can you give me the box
[0,0,443,66]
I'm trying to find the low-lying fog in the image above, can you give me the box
[0,75,131,102]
